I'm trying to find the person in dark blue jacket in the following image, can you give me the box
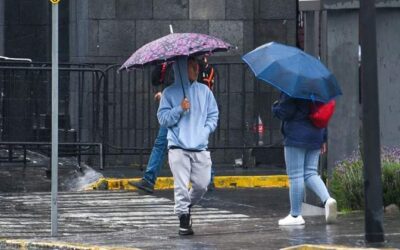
[128,62,173,193]
[272,92,337,226]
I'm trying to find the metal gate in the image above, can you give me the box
[0,61,283,168]
[102,62,283,167]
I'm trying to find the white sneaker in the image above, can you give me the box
[325,198,337,224]
[278,214,305,226]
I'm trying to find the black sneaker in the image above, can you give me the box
[128,179,154,194]
[207,182,215,192]
[179,213,194,236]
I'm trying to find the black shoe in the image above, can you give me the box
[179,213,194,236]
[207,182,215,192]
[128,179,154,194]
[188,204,193,218]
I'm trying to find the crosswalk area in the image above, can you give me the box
[0,191,256,237]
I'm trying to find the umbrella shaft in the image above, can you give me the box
[176,64,186,98]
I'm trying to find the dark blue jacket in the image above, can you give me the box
[272,93,327,150]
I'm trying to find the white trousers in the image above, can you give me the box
[168,149,212,216]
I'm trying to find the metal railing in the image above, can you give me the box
[0,141,103,169]
[102,62,283,167]
[0,63,106,168]
[0,61,283,168]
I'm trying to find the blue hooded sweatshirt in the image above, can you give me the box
[157,57,219,150]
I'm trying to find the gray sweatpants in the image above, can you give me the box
[168,149,212,216]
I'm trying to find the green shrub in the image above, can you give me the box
[382,162,400,208]
[331,147,400,211]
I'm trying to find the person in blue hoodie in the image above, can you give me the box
[157,56,219,235]
[129,59,217,193]
[272,92,337,226]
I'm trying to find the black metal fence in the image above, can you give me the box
[0,61,283,168]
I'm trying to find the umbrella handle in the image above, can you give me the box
[183,98,190,114]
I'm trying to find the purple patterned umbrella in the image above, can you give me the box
[119,33,233,71]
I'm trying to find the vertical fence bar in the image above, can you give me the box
[213,63,220,143]
[23,145,27,167]
[127,70,131,148]
[91,72,96,142]
[147,68,152,148]
[141,72,145,149]
[112,67,117,146]
[0,70,3,140]
[133,71,137,147]
[78,71,84,142]
[241,64,246,161]
[119,69,124,150]
[103,75,109,167]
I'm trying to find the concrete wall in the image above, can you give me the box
[1,0,297,165]
[67,0,297,165]
[69,0,296,64]
[0,0,4,56]
[3,0,50,61]
[306,1,400,172]
[1,0,70,61]
[324,10,360,174]
[376,9,400,147]
[322,0,400,9]
[0,1,71,142]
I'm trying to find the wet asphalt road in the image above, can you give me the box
[0,188,399,249]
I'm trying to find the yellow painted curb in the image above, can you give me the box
[0,239,141,250]
[281,244,396,250]
[85,175,288,191]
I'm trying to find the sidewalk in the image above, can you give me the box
[0,163,288,192]
[87,164,289,190]
[0,189,399,250]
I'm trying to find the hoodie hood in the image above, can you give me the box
[172,56,190,87]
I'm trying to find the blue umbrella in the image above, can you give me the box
[242,42,342,103]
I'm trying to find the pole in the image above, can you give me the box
[51,0,59,237]
[295,0,300,48]
[359,0,384,243]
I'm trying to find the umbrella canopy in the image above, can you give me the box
[242,42,342,103]
[120,33,233,71]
